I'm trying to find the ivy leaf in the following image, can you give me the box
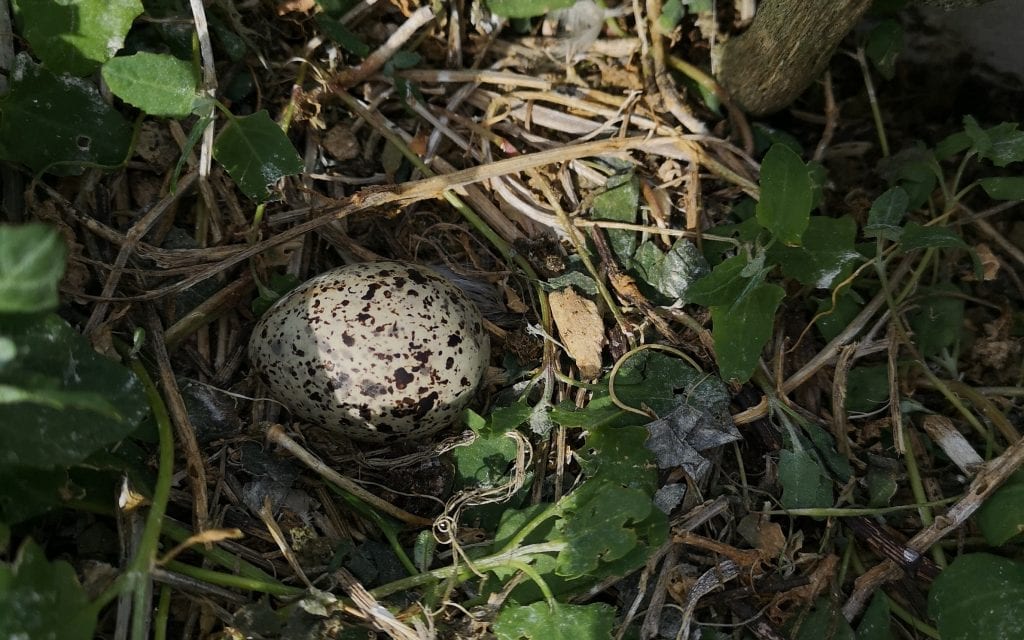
[770,215,862,289]
[591,174,640,265]
[864,186,908,240]
[778,448,833,509]
[0,539,97,640]
[493,602,615,640]
[929,554,1024,640]
[0,54,132,174]
[12,0,143,76]
[0,224,66,314]
[756,144,813,246]
[102,52,199,118]
[213,110,304,201]
[0,314,149,469]
[631,238,709,304]
[710,282,785,383]
[576,425,656,492]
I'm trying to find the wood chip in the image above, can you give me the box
[549,288,605,379]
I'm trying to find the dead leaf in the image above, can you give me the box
[964,242,999,281]
[549,288,605,379]
[277,0,316,15]
[322,124,360,161]
[737,513,786,559]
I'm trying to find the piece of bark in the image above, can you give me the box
[718,0,873,115]
[549,288,605,379]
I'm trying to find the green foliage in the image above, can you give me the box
[631,238,709,303]
[755,144,813,246]
[709,283,786,382]
[493,601,615,640]
[0,54,133,173]
[962,115,1024,167]
[794,598,854,640]
[778,448,833,509]
[975,471,1024,545]
[102,52,199,117]
[864,186,908,240]
[0,539,97,640]
[487,0,577,19]
[929,554,1024,640]
[213,110,305,202]
[907,285,964,358]
[0,224,66,314]
[12,0,143,76]
[864,20,903,80]
[591,174,641,264]
[770,215,861,289]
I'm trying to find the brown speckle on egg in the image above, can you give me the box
[248,261,490,443]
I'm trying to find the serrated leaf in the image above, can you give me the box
[771,215,862,289]
[929,554,1024,640]
[975,471,1024,545]
[213,110,304,201]
[577,425,657,492]
[963,115,1024,167]
[493,601,615,640]
[102,52,198,117]
[487,0,577,18]
[0,54,132,173]
[591,174,640,264]
[978,176,1024,201]
[12,0,143,76]
[554,480,653,577]
[756,144,813,246]
[452,428,518,490]
[0,314,148,469]
[778,448,833,509]
[864,20,902,80]
[710,282,785,383]
[865,187,908,240]
[0,224,66,314]
[0,539,97,640]
[899,222,967,252]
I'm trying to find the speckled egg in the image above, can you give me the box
[248,261,490,442]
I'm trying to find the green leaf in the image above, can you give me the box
[857,593,893,640]
[0,224,66,314]
[756,144,813,246]
[846,365,890,414]
[487,0,577,18]
[876,146,939,209]
[864,187,908,240]
[794,598,854,640]
[935,131,972,161]
[963,115,1024,167]
[656,0,686,35]
[631,238,709,303]
[0,314,149,469]
[770,216,861,289]
[0,54,133,173]
[908,284,963,357]
[314,14,371,56]
[899,222,967,252]
[213,110,304,201]
[978,176,1024,201]
[0,467,67,524]
[686,254,750,307]
[815,289,863,342]
[929,553,1024,640]
[577,425,657,493]
[12,0,143,76]
[554,479,653,578]
[710,282,786,382]
[591,174,640,264]
[779,448,833,509]
[101,52,199,117]
[0,539,97,640]
[864,20,903,80]
[493,601,615,640]
[975,471,1024,545]
[452,427,518,490]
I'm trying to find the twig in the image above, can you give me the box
[265,424,434,527]
[330,6,434,90]
[842,430,1024,621]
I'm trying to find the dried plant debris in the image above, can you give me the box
[4,1,1024,639]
